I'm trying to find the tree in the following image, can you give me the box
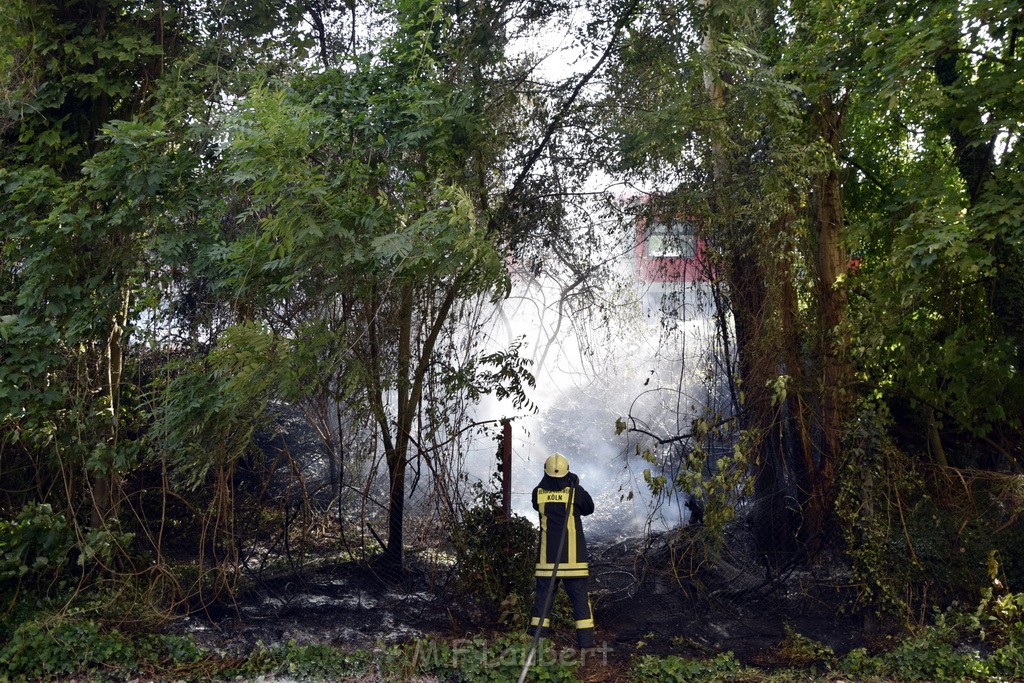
[845,0,1024,464]
[0,0,316,561]
[177,0,554,571]
[1,0,198,528]
[590,0,1023,568]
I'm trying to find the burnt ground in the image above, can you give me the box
[174,532,875,673]
[191,406,878,673]
[587,540,871,664]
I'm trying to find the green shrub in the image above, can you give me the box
[957,590,1024,681]
[452,486,537,624]
[0,615,203,682]
[965,584,1024,644]
[0,503,75,588]
[987,622,1024,680]
[836,646,884,679]
[838,633,988,682]
[627,651,747,682]
[837,410,1023,622]
[222,636,580,683]
[842,587,1024,682]
[773,625,834,667]
[222,639,373,681]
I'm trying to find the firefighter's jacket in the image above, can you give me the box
[532,473,595,578]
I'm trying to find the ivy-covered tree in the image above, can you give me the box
[1,0,194,529]
[593,0,1023,563]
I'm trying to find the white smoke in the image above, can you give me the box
[466,252,723,541]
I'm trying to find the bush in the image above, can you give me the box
[838,594,1024,683]
[0,503,75,588]
[837,408,1024,622]
[0,615,203,682]
[222,640,373,681]
[228,635,580,683]
[452,486,537,624]
[627,651,747,682]
[838,636,987,682]
[987,622,1024,679]
[771,625,834,668]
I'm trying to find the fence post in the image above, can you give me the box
[501,419,512,518]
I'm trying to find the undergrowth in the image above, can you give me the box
[3,500,1024,683]
[0,623,582,682]
[2,603,1024,682]
[451,485,537,628]
[628,616,1024,682]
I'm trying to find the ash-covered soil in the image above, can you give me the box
[581,531,869,665]
[175,530,872,669]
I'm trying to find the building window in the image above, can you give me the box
[647,220,697,259]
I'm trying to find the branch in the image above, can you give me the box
[948,48,1020,68]
[626,412,741,446]
[902,388,1023,472]
[839,153,886,192]
[406,418,521,459]
[505,0,641,204]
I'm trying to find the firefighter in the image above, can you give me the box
[527,452,596,649]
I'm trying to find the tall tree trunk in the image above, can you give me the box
[805,93,850,554]
[701,0,797,563]
[729,243,794,563]
[382,444,406,571]
[92,291,129,528]
[377,275,465,571]
[779,230,814,499]
[380,283,415,570]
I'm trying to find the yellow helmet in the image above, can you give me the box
[544,453,570,478]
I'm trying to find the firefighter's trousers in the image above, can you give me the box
[527,576,595,648]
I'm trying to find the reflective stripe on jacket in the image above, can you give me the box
[532,473,595,577]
